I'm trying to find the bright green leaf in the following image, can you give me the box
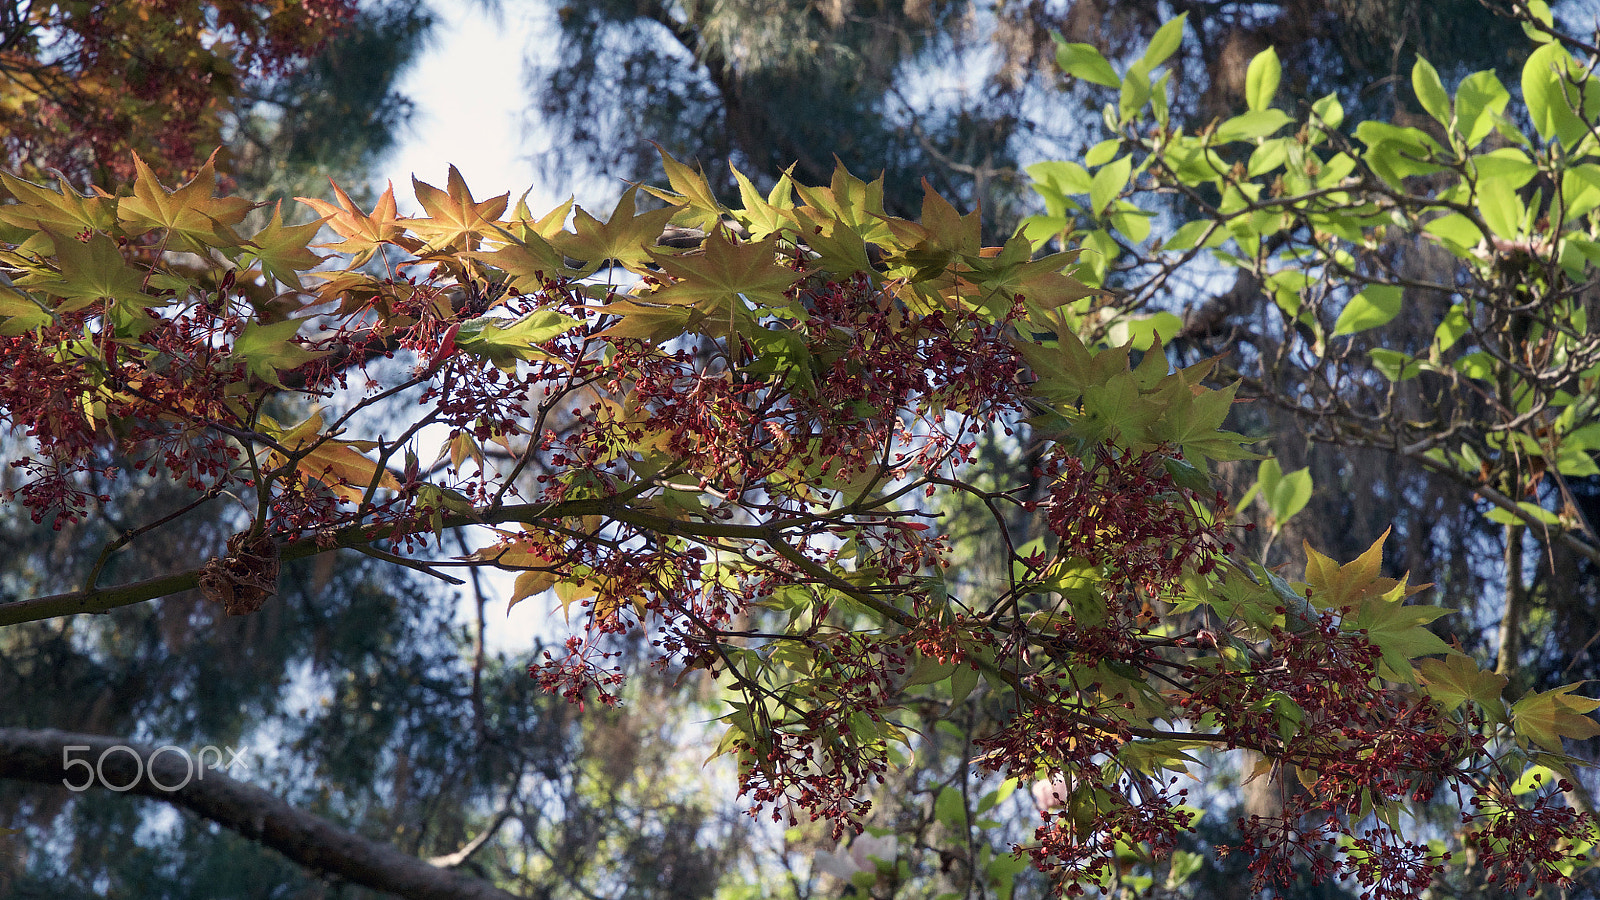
[1054,39,1120,88]
[1245,48,1281,112]
[1333,284,1403,336]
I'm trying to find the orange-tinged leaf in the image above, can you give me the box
[469,531,564,610]
[910,178,983,261]
[297,180,407,266]
[406,165,510,251]
[268,410,401,504]
[117,151,251,248]
[1304,529,1405,611]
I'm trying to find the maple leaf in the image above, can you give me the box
[117,150,251,249]
[551,185,680,276]
[0,287,51,335]
[593,297,704,344]
[643,146,728,232]
[731,163,796,239]
[267,410,402,504]
[469,533,561,610]
[1150,380,1254,462]
[1346,592,1455,683]
[0,171,118,243]
[238,202,326,289]
[802,223,878,279]
[648,231,803,331]
[466,232,570,293]
[966,239,1099,309]
[1077,372,1162,445]
[19,229,154,314]
[1304,530,1408,611]
[453,310,582,370]
[876,180,983,278]
[1512,684,1600,753]
[297,180,408,266]
[1417,652,1508,721]
[502,192,574,243]
[231,318,326,389]
[405,165,510,252]
[794,161,895,245]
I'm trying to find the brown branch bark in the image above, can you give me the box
[0,496,617,627]
[0,728,524,900]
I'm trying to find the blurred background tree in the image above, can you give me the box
[535,0,1527,240]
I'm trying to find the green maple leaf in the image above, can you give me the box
[0,288,51,335]
[643,146,728,232]
[731,164,796,239]
[1347,593,1454,683]
[232,318,325,389]
[406,165,510,251]
[649,231,803,329]
[593,298,703,344]
[1013,312,1119,405]
[1150,380,1250,462]
[1078,372,1162,445]
[20,230,154,314]
[466,232,570,293]
[454,310,582,369]
[966,239,1098,309]
[239,202,326,289]
[552,185,681,276]
[117,151,251,249]
[1512,684,1600,753]
[1417,652,1508,721]
[793,163,895,245]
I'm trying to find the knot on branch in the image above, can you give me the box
[198,532,280,615]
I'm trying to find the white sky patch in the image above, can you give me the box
[385,2,558,217]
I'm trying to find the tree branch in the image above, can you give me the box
[0,728,523,900]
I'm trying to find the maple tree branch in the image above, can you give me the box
[0,495,877,627]
[0,496,612,626]
[0,728,523,900]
